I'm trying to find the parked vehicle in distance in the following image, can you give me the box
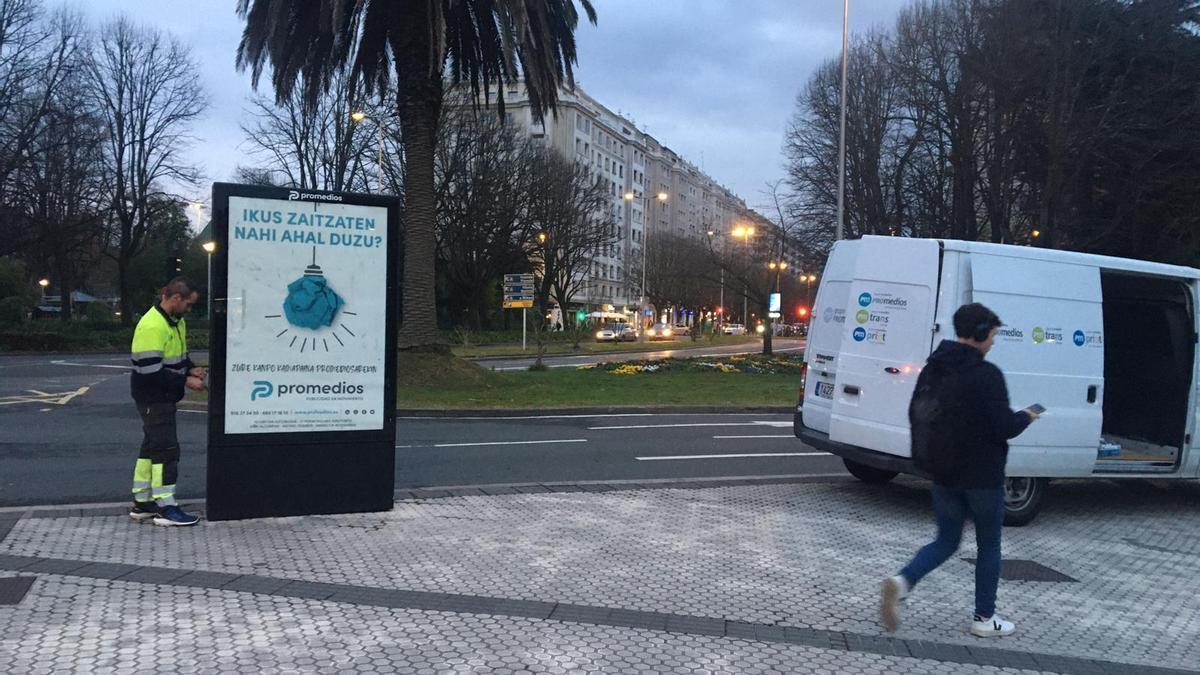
[645,323,674,341]
[595,324,637,342]
[722,323,745,335]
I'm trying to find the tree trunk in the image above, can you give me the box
[392,12,444,348]
[762,316,773,356]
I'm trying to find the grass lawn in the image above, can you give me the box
[397,351,800,409]
[453,334,758,358]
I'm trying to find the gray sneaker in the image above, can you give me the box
[880,575,908,632]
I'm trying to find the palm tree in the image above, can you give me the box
[235,0,597,348]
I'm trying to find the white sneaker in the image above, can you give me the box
[970,613,1015,637]
[880,575,909,632]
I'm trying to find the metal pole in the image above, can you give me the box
[718,267,724,330]
[376,123,384,192]
[522,308,527,351]
[640,196,648,341]
[836,0,849,241]
[206,252,212,320]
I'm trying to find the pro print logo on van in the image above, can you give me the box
[1076,330,1103,347]
[1073,330,1086,346]
[858,292,873,307]
[853,326,867,341]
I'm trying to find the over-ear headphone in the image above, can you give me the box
[973,322,992,342]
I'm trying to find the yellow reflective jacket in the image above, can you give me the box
[130,305,193,404]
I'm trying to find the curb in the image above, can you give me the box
[0,474,854,516]
[174,403,797,416]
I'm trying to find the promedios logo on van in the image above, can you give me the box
[852,326,867,341]
[1073,330,1086,346]
[856,309,870,324]
[858,292,872,307]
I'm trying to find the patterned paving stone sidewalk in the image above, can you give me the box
[0,478,1197,674]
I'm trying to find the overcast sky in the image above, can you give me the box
[77,0,908,221]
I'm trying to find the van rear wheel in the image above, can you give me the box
[1003,477,1046,526]
[843,458,899,484]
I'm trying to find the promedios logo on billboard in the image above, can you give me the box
[250,380,364,400]
[858,292,872,307]
[250,380,273,401]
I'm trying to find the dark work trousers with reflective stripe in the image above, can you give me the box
[134,402,180,507]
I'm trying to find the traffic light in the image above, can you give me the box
[166,255,182,280]
[797,306,810,319]
[575,309,586,323]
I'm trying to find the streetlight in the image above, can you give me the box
[38,278,49,303]
[201,241,216,320]
[350,110,384,192]
[625,190,668,340]
[837,0,849,241]
[731,225,755,325]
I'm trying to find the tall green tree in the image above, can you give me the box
[235,0,597,348]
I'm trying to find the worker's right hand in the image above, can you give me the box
[1023,408,1041,421]
[185,375,205,391]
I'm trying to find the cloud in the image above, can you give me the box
[78,0,908,209]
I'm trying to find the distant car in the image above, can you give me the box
[595,324,637,342]
[672,324,692,337]
[722,323,745,335]
[645,323,675,341]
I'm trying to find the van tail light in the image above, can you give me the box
[798,362,808,403]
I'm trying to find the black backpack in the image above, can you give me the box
[908,359,960,477]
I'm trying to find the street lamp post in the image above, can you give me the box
[731,226,755,328]
[201,241,216,320]
[351,111,385,191]
[836,0,850,241]
[38,278,49,304]
[625,190,668,341]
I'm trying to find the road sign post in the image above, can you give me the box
[503,273,536,350]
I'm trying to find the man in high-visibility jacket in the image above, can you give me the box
[129,277,206,526]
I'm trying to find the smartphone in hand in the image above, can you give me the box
[1027,403,1046,414]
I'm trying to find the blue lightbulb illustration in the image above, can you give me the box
[283,247,343,330]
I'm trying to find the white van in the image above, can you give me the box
[794,236,1200,525]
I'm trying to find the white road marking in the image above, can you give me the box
[49,360,129,370]
[0,385,89,407]
[636,452,831,461]
[712,434,796,439]
[403,413,788,420]
[396,439,589,449]
[26,389,49,396]
[179,409,206,414]
[752,421,794,428]
[588,422,766,430]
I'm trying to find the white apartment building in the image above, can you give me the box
[494,81,757,313]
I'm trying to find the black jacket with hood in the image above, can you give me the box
[922,340,1031,489]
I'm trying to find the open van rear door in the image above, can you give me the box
[971,253,1104,476]
[830,237,941,456]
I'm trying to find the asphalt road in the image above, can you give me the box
[0,347,835,507]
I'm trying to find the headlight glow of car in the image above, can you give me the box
[596,331,605,338]
[663,329,672,336]
[647,329,655,336]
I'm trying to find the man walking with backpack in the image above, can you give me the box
[880,303,1040,637]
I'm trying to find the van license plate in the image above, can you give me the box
[815,382,835,399]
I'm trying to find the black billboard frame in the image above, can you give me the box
[206,182,400,521]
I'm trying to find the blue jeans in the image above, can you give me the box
[900,485,1004,617]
